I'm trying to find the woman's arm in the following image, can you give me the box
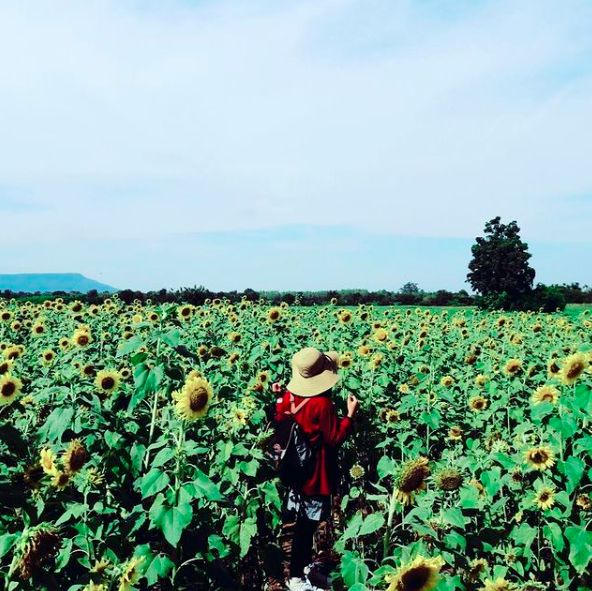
[316,397,353,448]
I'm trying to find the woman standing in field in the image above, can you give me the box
[272,347,359,591]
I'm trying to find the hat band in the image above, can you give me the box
[298,353,332,378]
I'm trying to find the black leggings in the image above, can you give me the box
[290,513,319,578]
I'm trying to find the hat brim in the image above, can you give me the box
[286,370,340,397]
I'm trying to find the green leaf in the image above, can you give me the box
[208,534,230,559]
[193,469,223,501]
[358,513,385,537]
[559,456,585,493]
[162,329,181,348]
[239,518,257,558]
[140,469,170,498]
[38,407,74,443]
[510,523,537,557]
[150,502,193,547]
[377,456,396,480]
[444,531,466,551]
[117,335,145,357]
[0,533,19,559]
[565,526,592,574]
[543,522,565,552]
[222,514,240,543]
[144,554,175,585]
[152,448,176,469]
[443,507,467,529]
[341,550,369,587]
[459,484,481,509]
[342,511,364,541]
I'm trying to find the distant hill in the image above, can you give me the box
[0,273,116,293]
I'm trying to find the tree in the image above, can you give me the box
[399,282,420,295]
[467,217,536,309]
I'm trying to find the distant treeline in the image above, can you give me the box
[1,282,591,307]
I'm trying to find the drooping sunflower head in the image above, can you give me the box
[13,524,62,580]
[63,439,87,474]
[531,385,560,405]
[357,344,371,357]
[95,370,121,395]
[51,470,71,490]
[524,446,555,471]
[370,353,384,370]
[0,374,23,406]
[503,359,523,376]
[467,558,488,581]
[434,468,464,491]
[384,409,401,424]
[119,555,145,588]
[40,448,58,476]
[172,376,213,421]
[339,354,353,369]
[385,555,444,591]
[0,359,13,375]
[558,352,588,385]
[394,457,430,505]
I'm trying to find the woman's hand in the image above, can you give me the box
[271,382,283,394]
[347,394,359,418]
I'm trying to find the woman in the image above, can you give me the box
[272,347,359,591]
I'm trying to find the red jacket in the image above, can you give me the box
[274,390,353,496]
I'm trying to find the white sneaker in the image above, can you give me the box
[286,577,312,591]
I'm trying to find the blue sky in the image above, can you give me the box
[0,1,591,291]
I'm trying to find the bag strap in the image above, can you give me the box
[289,393,309,415]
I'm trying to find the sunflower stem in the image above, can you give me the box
[383,484,398,559]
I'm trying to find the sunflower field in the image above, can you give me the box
[0,297,591,591]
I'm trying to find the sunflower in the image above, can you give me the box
[440,375,454,387]
[349,464,365,480]
[231,407,248,426]
[13,524,62,580]
[339,355,353,369]
[448,426,463,440]
[0,359,13,375]
[172,376,213,421]
[83,582,107,591]
[0,374,23,406]
[531,385,560,405]
[503,359,522,376]
[394,457,430,505]
[558,352,588,385]
[257,371,270,384]
[474,374,488,387]
[95,370,121,394]
[63,439,87,474]
[51,470,71,489]
[4,344,23,360]
[40,448,58,476]
[370,353,384,369]
[547,359,561,377]
[469,395,488,412]
[31,321,46,336]
[267,307,282,323]
[576,494,591,511]
[385,409,401,424]
[72,327,92,347]
[524,446,555,471]
[385,555,444,591]
[118,555,145,591]
[338,309,353,324]
[399,383,410,394]
[467,558,488,581]
[176,304,194,322]
[41,349,56,366]
[479,578,515,591]
[358,344,371,357]
[434,468,463,491]
[534,485,556,510]
[373,328,388,342]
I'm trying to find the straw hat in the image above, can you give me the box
[286,347,340,397]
